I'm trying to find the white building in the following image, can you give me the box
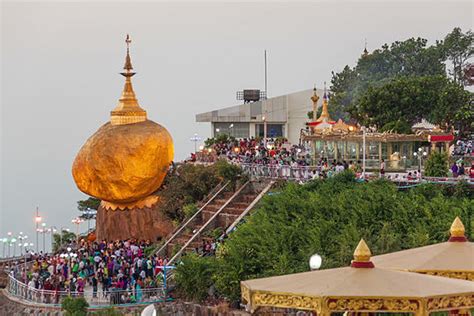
[196,88,324,145]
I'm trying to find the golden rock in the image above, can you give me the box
[72,35,173,206]
[72,120,173,204]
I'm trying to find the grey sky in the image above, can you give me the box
[1,1,472,254]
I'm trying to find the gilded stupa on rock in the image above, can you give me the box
[72,35,174,210]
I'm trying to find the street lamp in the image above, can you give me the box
[414,148,428,177]
[71,217,84,242]
[18,233,28,255]
[41,222,47,254]
[262,116,267,148]
[35,207,42,253]
[1,238,8,258]
[60,247,78,279]
[23,243,34,283]
[229,124,234,137]
[361,126,367,179]
[10,238,17,257]
[190,133,202,155]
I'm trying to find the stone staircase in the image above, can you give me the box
[165,179,273,263]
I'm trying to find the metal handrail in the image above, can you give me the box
[168,180,250,264]
[155,181,230,257]
[6,274,169,307]
[225,180,274,235]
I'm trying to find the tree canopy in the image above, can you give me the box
[328,27,473,135]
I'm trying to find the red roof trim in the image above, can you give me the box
[429,135,454,142]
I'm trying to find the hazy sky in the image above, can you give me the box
[1,1,472,254]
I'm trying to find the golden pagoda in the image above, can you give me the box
[72,35,174,211]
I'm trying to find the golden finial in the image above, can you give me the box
[315,82,333,123]
[351,239,375,268]
[353,239,371,262]
[449,217,466,242]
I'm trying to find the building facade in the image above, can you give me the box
[196,89,323,144]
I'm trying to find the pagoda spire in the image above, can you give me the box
[310,85,319,122]
[315,82,333,123]
[362,38,369,57]
[351,239,375,268]
[110,34,147,126]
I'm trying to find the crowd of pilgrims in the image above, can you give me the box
[11,239,171,304]
[194,137,365,179]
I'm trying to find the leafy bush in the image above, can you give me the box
[174,253,217,302]
[215,160,242,183]
[175,173,474,303]
[90,307,123,315]
[424,151,449,177]
[158,164,220,220]
[62,296,89,316]
[183,203,199,219]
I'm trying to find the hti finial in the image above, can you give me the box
[363,38,369,56]
[449,217,467,242]
[311,84,319,104]
[122,34,134,75]
[351,239,375,268]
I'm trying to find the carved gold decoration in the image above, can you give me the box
[426,294,474,311]
[413,270,474,281]
[100,195,160,211]
[241,284,251,303]
[353,239,371,262]
[326,297,420,312]
[250,290,320,311]
[450,217,466,238]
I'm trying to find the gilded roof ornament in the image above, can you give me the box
[351,239,375,268]
[449,217,467,242]
[315,82,333,123]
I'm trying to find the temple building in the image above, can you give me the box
[301,88,454,171]
[196,88,324,144]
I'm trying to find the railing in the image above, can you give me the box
[240,164,317,182]
[155,181,230,257]
[6,271,173,308]
[168,181,251,265]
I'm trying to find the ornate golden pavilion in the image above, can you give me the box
[302,88,454,171]
[372,217,474,281]
[241,239,474,315]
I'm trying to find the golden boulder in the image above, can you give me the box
[72,120,173,204]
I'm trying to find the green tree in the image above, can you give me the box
[354,76,471,133]
[438,27,474,85]
[424,152,449,177]
[77,197,100,221]
[52,230,76,252]
[61,296,89,316]
[331,37,445,119]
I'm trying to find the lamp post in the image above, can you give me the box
[7,232,12,257]
[71,217,84,242]
[362,126,367,179]
[23,243,34,284]
[190,133,201,155]
[10,237,17,257]
[229,124,234,137]
[18,233,28,255]
[35,207,42,253]
[262,116,267,149]
[60,247,78,279]
[413,148,427,177]
[41,222,47,254]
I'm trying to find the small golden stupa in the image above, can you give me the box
[72,35,174,210]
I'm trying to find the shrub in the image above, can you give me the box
[424,151,448,177]
[62,296,89,316]
[183,203,199,219]
[215,160,242,183]
[174,253,217,302]
[90,307,123,315]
